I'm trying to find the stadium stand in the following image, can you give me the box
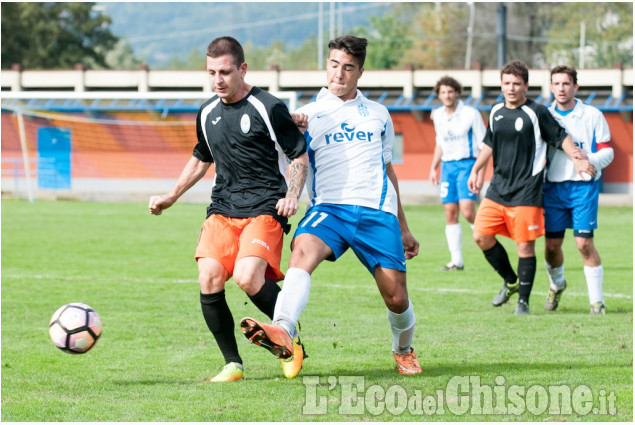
[1,67,632,202]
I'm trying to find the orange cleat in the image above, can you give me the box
[393,348,422,375]
[240,317,293,359]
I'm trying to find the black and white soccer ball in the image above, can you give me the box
[49,303,102,354]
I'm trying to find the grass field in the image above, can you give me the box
[1,199,632,421]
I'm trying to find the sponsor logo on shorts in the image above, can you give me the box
[251,238,270,251]
[528,225,540,231]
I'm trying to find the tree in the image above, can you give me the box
[104,39,142,70]
[405,3,467,69]
[350,8,414,70]
[1,2,121,69]
[542,2,633,68]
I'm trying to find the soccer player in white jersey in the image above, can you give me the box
[543,65,614,315]
[430,76,486,271]
[239,35,422,377]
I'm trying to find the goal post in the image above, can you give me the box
[0,90,298,202]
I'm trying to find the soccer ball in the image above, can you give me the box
[49,303,102,354]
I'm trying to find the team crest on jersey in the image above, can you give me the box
[358,103,369,117]
[240,114,251,133]
[515,117,523,132]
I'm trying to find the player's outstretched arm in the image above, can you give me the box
[386,162,420,260]
[276,152,309,218]
[149,156,211,215]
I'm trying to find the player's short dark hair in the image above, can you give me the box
[207,36,245,68]
[550,65,578,85]
[328,35,368,69]
[434,76,462,95]
[501,60,529,84]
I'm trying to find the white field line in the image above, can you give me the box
[317,283,633,300]
[4,273,633,300]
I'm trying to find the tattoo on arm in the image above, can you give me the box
[286,160,308,199]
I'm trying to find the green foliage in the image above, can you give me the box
[1,2,121,69]
[543,3,633,68]
[348,13,412,70]
[104,39,142,70]
[1,200,632,421]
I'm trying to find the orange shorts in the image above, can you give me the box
[473,198,545,242]
[195,214,285,282]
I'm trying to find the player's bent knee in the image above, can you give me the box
[473,233,494,250]
[198,258,228,294]
[231,269,262,295]
[383,293,409,313]
[576,238,595,257]
[199,274,226,294]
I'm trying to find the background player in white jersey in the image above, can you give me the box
[543,65,614,315]
[149,36,308,382]
[239,35,422,377]
[430,76,486,271]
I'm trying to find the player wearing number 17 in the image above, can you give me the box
[240,35,422,376]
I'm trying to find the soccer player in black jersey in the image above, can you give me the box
[149,36,308,382]
[467,61,594,315]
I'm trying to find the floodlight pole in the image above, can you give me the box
[318,3,324,70]
[465,1,475,69]
[496,3,507,68]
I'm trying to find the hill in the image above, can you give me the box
[99,2,391,68]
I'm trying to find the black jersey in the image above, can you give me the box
[193,86,306,232]
[483,98,567,207]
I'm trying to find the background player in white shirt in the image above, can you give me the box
[430,76,486,271]
[543,65,614,314]
[240,35,422,377]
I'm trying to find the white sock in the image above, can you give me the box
[273,267,311,339]
[445,223,463,266]
[584,265,604,304]
[387,300,415,354]
[545,260,566,290]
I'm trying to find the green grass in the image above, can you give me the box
[1,199,632,421]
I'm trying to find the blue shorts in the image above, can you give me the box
[543,180,599,238]
[440,159,478,204]
[293,204,406,275]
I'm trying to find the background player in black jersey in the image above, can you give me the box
[149,36,308,382]
[467,60,593,315]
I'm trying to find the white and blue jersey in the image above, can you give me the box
[546,99,612,183]
[295,88,398,217]
[293,88,405,274]
[544,99,613,236]
[431,100,486,203]
[431,100,485,162]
